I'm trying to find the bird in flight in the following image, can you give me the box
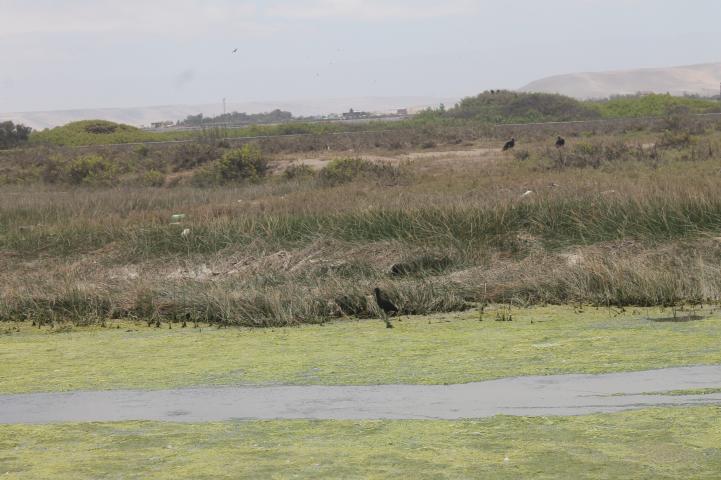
[232,48,238,53]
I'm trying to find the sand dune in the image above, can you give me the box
[521,62,721,99]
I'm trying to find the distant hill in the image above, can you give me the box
[0,96,458,130]
[520,62,721,99]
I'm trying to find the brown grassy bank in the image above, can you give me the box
[2,122,721,326]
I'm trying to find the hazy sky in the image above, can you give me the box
[2,0,720,112]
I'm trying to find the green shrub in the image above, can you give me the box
[140,170,166,187]
[216,144,268,182]
[64,154,117,185]
[190,145,268,186]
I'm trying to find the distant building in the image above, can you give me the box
[396,108,408,116]
[150,121,174,129]
[342,108,370,120]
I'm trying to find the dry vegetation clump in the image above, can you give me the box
[317,158,406,186]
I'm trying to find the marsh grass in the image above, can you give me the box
[4,189,721,258]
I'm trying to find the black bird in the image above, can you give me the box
[555,136,566,148]
[373,287,398,328]
[502,137,515,151]
[232,48,238,53]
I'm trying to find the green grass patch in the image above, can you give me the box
[591,94,721,118]
[2,306,720,394]
[1,407,720,479]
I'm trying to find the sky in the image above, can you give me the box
[1,0,721,113]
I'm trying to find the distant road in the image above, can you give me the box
[142,114,412,133]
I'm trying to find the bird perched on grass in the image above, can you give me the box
[555,136,566,148]
[373,287,398,329]
[502,137,515,151]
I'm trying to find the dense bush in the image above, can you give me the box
[216,145,268,181]
[64,154,118,185]
[0,121,32,149]
[191,144,268,185]
[447,91,600,123]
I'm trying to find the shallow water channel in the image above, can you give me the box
[2,366,720,424]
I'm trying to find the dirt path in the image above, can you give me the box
[273,147,501,173]
[2,366,720,424]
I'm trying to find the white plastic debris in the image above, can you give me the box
[520,190,533,198]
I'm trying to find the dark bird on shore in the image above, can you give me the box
[502,137,515,151]
[555,136,566,148]
[373,287,398,328]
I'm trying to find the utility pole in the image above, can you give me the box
[222,98,227,116]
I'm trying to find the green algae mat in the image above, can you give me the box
[2,306,721,394]
[1,407,720,479]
